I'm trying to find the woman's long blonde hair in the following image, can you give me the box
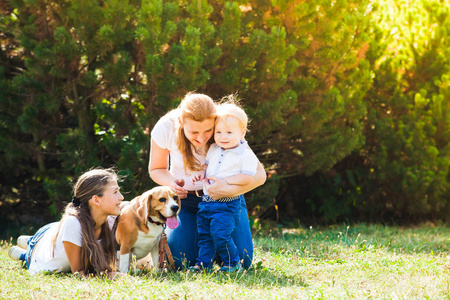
[53,168,118,275]
[176,93,217,172]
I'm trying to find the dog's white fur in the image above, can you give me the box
[114,186,180,273]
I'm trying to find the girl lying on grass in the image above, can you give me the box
[8,168,125,280]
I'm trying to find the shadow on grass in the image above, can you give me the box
[17,267,307,289]
[23,265,307,288]
[134,263,307,288]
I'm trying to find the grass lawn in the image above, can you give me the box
[1,223,450,299]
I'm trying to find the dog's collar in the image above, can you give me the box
[148,216,164,227]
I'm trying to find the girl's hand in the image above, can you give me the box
[170,179,187,199]
[108,271,130,280]
[204,176,233,200]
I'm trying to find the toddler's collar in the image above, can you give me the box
[220,140,248,154]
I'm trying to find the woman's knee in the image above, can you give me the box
[166,209,198,268]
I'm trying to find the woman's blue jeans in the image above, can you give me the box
[165,193,253,269]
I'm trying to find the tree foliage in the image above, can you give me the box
[0,0,449,231]
[293,0,450,222]
[361,0,450,218]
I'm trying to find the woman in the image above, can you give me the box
[8,168,124,279]
[149,92,266,269]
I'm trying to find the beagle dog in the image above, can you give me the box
[114,186,180,273]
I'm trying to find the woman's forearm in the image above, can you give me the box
[150,168,188,198]
[229,167,266,195]
[149,168,176,187]
[148,139,174,186]
[206,163,266,199]
[224,174,253,186]
[237,162,266,193]
[252,162,267,188]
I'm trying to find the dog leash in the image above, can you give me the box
[148,219,175,270]
[158,232,175,271]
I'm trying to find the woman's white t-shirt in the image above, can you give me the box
[151,109,206,191]
[28,215,82,275]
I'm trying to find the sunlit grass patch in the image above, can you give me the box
[2,223,450,299]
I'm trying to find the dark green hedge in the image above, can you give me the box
[0,0,449,231]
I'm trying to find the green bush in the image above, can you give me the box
[0,0,449,228]
[298,0,450,222]
[362,0,450,217]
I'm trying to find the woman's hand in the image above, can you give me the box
[204,176,236,200]
[170,179,187,199]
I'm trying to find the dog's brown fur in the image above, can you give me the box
[115,186,180,272]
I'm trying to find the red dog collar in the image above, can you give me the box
[148,216,164,226]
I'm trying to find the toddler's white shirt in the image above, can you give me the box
[203,140,258,195]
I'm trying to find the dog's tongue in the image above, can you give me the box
[166,216,179,229]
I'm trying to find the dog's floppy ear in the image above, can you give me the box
[136,192,150,223]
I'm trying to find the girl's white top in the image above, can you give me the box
[29,215,82,275]
[151,109,206,191]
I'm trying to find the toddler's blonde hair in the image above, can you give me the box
[216,95,248,131]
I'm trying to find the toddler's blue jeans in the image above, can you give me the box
[196,196,242,268]
[165,193,253,269]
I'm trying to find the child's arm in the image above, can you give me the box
[221,173,254,186]
[63,241,86,278]
[64,241,125,280]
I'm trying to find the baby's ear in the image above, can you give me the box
[241,128,247,139]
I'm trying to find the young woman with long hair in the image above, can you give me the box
[9,168,124,279]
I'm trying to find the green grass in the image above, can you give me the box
[2,223,450,299]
